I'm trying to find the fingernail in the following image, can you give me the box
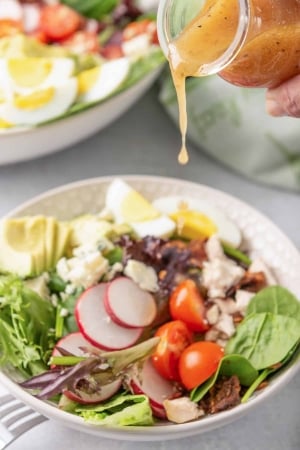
[266,98,285,117]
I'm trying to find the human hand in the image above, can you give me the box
[266,75,300,118]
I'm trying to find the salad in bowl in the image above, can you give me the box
[0,1,164,165]
[0,0,164,130]
[0,176,299,440]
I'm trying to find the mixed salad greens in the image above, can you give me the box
[0,178,299,427]
[0,0,164,130]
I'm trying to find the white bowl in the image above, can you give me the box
[0,175,299,441]
[0,69,161,166]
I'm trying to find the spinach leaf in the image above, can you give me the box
[246,285,300,322]
[225,312,300,370]
[190,354,258,402]
[241,340,300,403]
[61,0,120,19]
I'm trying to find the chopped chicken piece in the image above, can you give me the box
[215,313,235,337]
[204,328,220,342]
[214,298,238,315]
[163,397,205,424]
[205,235,225,260]
[235,289,255,315]
[206,304,220,325]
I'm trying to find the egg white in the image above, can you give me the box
[0,58,75,94]
[152,195,242,248]
[0,78,78,126]
[77,58,130,104]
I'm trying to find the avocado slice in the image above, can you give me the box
[44,217,57,270]
[54,221,71,265]
[0,216,46,277]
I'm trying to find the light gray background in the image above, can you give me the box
[0,84,299,449]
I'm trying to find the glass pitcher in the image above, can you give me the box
[157,0,300,89]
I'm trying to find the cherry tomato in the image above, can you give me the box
[152,320,194,382]
[39,4,82,41]
[62,31,100,55]
[123,19,158,44]
[0,19,22,38]
[179,341,224,390]
[169,279,209,332]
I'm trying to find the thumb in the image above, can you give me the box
[266,75,300,118]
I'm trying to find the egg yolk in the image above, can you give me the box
[8,58,53,88]
[0,118,13,128]
[13,87,55,110]
[77,67,100,95]
[121,191,160,222]
[170,210,217,240]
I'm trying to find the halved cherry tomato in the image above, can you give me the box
[123,19,158,44]
[0,19,23,38]
[62,31,100,55]
[39,4,82,41]
[179,341,224,390]
[169,279,209,332]
[152,320,194,382]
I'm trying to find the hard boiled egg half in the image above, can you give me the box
[0,78,77,126]
[77,58,130,103]
[152,196,242,248]
[0,57,77,127]
[105,179,176,239]
[0,57,75,94]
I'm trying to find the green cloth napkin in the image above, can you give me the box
[159,70,300,192]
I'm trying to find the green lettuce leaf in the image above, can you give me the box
[75,393,154,426]
[0,276,56,377]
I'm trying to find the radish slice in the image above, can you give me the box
[105,277,157,328]
[64,378,122,405]
[52,331,100,358]
[129,358,178,419]
[75,283,143,350]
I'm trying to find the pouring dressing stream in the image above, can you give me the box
[157,0,300,164]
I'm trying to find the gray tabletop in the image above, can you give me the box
[0,84,299,449]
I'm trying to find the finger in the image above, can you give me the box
[266,75,300,118]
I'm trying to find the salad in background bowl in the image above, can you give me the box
[0,0,164,164]
[0,175,299,441]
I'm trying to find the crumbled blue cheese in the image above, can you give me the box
[56,250,109,289]
[202,236,245,298]
[124,259,159,292]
